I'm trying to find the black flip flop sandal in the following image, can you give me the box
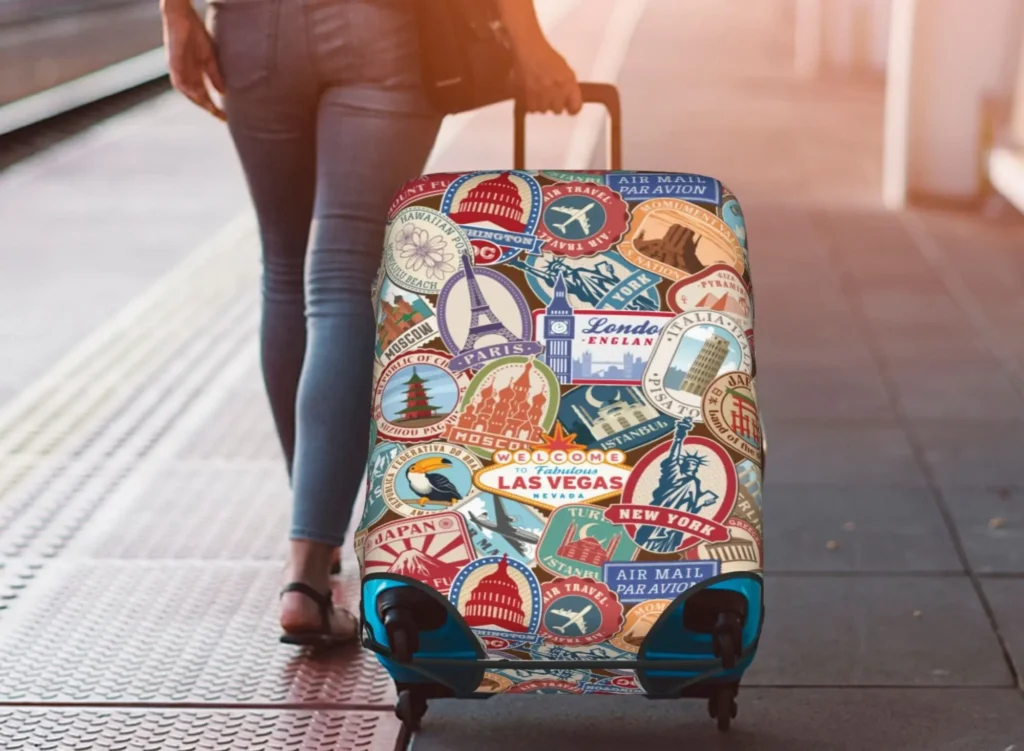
[279,582,358,647]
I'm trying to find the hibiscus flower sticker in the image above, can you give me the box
[397,224,457,280]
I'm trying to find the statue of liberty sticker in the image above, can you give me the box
[605,417,738,555]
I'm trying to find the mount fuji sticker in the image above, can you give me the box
[362,513,475,594]
[436,253,543,372]
[441,171,544,258]
[642,311,753,423]
[605,417,739,554]
[473,423,632,513]
[536,181,630,258]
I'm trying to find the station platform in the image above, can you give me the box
[1,1,1023,749]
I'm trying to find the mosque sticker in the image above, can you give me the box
[360,441,403,530]
[536,503,639,580]
[557,385,673,453]
[538,576,624,647]
[603,560,720,604]
[619,198,745,283]
[666,263,752,327]
[506,251,661,312]
[388,173,459,219]
[456,494,546,565]
[381,441,483,517]
[683,517,762,574]
[534,301,674,386]
[604,172,721,203]
[373,349,470,442]
[605,417,739,555]
[702,371,762,465]
[535,181,630,258]
[362,512,475,594]
[473,423,632,513]
[436,250,543,371]
[384,207,472,295]
[609,599,671,653]
[642,311,753,423]
[449,554,543,641]
[445,356,560,459]
[440,170,544,258]
[374,277,440,366]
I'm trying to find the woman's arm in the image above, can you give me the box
[160,0,226,120]
[496,0,582,115]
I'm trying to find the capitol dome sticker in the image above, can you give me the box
[441,170,544,260]
[449,554,542,641]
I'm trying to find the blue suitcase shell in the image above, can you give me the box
[356,88,765,733]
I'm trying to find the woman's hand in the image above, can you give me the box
[497,0,582,115]
[161,0,226,120]
[514,40,583,116]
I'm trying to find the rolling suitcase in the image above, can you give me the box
[356,82,765,734]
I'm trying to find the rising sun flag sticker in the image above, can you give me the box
[473,422,633,513]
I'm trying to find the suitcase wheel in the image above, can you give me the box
[707,685,738,733]
[396,688,428,732]
[711,610,744,670]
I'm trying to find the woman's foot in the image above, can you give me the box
[280,540,358,644]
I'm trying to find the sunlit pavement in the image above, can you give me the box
[1,1,1023,749]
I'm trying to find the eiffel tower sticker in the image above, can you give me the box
[438,248,544,372]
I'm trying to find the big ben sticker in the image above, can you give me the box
[542,272,575,384]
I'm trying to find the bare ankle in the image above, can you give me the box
[287,539,336,584]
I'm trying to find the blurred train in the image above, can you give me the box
[0,0,198,129]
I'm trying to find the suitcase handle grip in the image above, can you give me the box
[514,82,622,171]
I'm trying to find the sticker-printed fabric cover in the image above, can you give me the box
[358,170,764,696]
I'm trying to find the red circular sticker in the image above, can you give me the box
[538,576,624,646]
[536,182,630,258]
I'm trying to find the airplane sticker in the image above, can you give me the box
[455,493,546,564]
[539,576,624,647]
[536,182,630,258]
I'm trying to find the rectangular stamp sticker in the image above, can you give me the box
[602,561,720,604]
[605,173,721,203]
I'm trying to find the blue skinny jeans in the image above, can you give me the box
[209,0,441,547]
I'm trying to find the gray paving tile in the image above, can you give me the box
[943,487,1024,574]
[870,323,1005,367]
[411,689,1024,751]
[745,575,1013,686]
[887,364,1024,420]
[763,485,961,572]
[761,420,926,486]
[910,419,1024,489]
[981,579,1024,680]
[755,363,892,420]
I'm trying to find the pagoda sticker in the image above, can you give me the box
[436,249,543,372]
[535,181,630,258]
[536,503,639,579]
[441,171,544,259]
[473,423,633,513]
[642,311,753,422]
[618,198,745,283]
[372,349,470,443]
[445,356,560,459]
[605,417,739,554]
[362,513,475,594]
[374,277,440,366]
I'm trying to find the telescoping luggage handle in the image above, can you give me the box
[514,81,622,171]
